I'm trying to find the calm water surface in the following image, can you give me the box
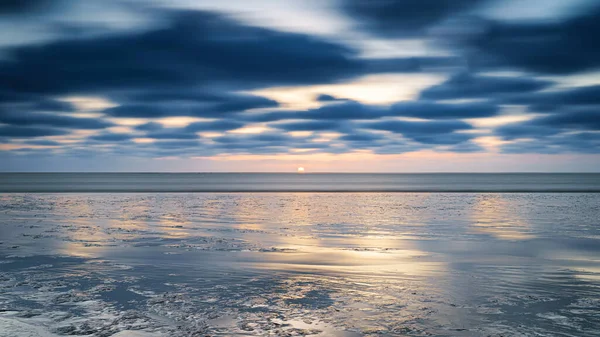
[1,192,599,336]
[1,173,600,192]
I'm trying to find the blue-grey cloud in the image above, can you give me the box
[461,4,600,74]
[273,120,345,132]
[183,121,245,132]
[506,85,600,112]
[247,100,498,122]
[151,140,201,150]
[494,107,600,153]
[389,101,498,119]
[134,122,163,132]
[501,132,600,154]
[420,72,553,100]
[495,124,559,141]
[0,125,68,138]
[339,132,384,142]
[535,108,600,130]
[363,120,473,144]
[0,10,442,98]
[342,0,488,37]
[89,133,132,142]
[0,0,53,14]
[0,111,113,129]
[23,139,62,146]
[145,130,199,140]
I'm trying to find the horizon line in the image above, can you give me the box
[1,171,600,174]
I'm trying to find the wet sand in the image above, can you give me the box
[1,193,599,336]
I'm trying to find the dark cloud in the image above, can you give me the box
[501,132,600,154]
[342,0,488,37]
[389,101,498,119]
[134,122,163,132]
[496,109,600,141]
[152,140,201,150]
[0,111,113,129]
[247,100,497,123]
[0,10,437,98]
[363,120,473,144]
[183,120,245,132]
[103,105,171,119]
[0,0,53,15]
[31,99,76,112]
[495,124,559,141]
[89,133,132,142]
[145,130,198,140]
[104,93,279,118]
[495,108,600,153]
[0,125,68,138]
[420,72,553,100]
[273,120,345,132]
[339,132,384,142]
[535,108,600,130]
[507,85,600,112]
[23,139,62,146]
[461,5,600,74]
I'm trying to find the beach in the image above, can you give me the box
[1,186,600,336]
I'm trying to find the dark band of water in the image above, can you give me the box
[1,173,599,193]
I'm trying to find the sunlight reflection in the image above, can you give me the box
[469,195,535,240]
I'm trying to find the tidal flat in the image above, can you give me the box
[1,193,599,336]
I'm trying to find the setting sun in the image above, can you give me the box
[297,167,305,173]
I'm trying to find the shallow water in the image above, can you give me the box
[2,173,600,192]
[1,193,599,336]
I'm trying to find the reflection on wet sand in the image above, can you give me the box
[1,193,599,336]
[469,194,536,240]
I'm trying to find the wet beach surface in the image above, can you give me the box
[1,193,599,336]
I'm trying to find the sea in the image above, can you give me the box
[0,173,599,336]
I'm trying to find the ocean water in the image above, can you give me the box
[1,173,600,192]
[0,175,599,336]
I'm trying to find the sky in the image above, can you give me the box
[0,0,599,172]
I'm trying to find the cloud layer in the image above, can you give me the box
[1,0,599,170]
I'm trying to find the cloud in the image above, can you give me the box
[339,132,384,142]
[389,101,498,119]
[151,140,201,150]
[89,133,132,142]
[0,10,439,98]
[363,120,473,144]
[134,122,163,132]
[419,72,553,100]
[501,132,600,154]
[248,100,498,122]
[0,111,112,129]
[0,0,54,15]
[495,108,600,153]
[1,1,598,163]
[506,85,600,112]
[534,108,600,130]
[273,120,345,132]
[495,124,559,141]
[316,94,344,102]
[183,120,246,132]
[0,125,68,138]
[341,0,488,37]
[23,139,62,146]
[460,4,600,74]
[145,130,198,140]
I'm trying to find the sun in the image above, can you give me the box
[297,167,305,173]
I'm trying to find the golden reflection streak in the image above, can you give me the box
[469,195,535,240]
[225,193,445,278]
